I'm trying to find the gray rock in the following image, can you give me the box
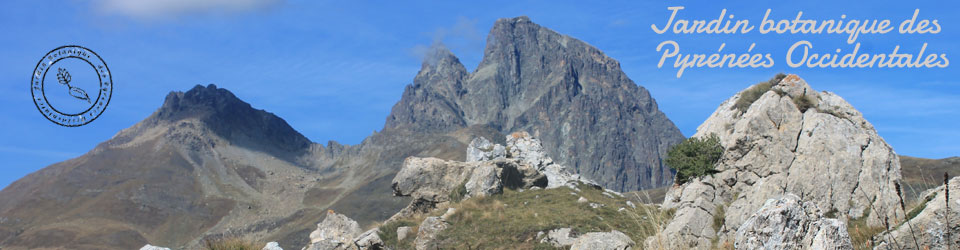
[307,211,362,249]
[140,245,172,250]
[467,137,506,162]
[396,226,413,241]
[734,194,852,249]
[415,217,449,250]
[577,197,588,203]
[540,228,578,247]
[650,75,903,248]
[354,229,386,250]
[262,242,283,250]
[874,177,960,250]
[570,230,635,250]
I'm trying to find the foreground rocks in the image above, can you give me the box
[390,132,602,220]
[734,194,852,249]
[648,74,904,248]
[303,210,385,250]
[874,176,960,249]
[539,228,635,250]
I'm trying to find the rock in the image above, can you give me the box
[650,74,903,248]
[540,228,578,247]
[140,245,171,250]
[415,217,449,250]
[391,155,546,219]
[626,201,636,209]
[306,210,362,249]
[874,176,960,250]
[577,197,588,203]
[467,137,506,162]
[354,229,386,250]
[589,203,605,209]
[570,230,635,250]
[396,226,413,241]
[262,242,283,250]
[734,194,852,249]
[440,208,456,221]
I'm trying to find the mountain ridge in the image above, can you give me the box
[0,16,683,249]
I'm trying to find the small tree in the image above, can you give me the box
[666,134,723,185]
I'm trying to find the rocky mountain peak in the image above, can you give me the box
[386,16,683,191]
[149,84,311,152]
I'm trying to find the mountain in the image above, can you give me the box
[898,155,960,202]
[0,16,681,249]
[387,16,684,191]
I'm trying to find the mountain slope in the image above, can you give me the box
[0,16,681,249]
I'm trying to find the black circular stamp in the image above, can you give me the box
[31,45,113,127]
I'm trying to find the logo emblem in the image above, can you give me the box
[31,45,113,127]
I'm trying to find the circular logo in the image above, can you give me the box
[31,45,113,127]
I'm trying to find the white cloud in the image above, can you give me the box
[94,0,282,20]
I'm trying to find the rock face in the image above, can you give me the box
[734,194,852,249]
[875,176,960,250]
[649,74,904,248]
[384,16,683,191]
[304,211,384,250]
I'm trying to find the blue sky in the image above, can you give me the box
[1,0,957,189]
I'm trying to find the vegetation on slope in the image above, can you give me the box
[378,184,674,249]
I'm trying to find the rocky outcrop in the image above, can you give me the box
[466,137,506,162]
[875,177,960,250]
[392,132,602,219]
[304,211,384,250]
[384,16,683,191]
[570,230,635,250]
[734,194,852,249]
[649,74,904,248]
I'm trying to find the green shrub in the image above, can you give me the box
[666,134,723,185]
[731,73,787,113]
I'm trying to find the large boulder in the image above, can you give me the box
[875,176,960,250]
[734,194,852,249]
[304,211,384,250]
[649,74,904,248]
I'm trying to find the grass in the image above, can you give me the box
[378,220,419,250]
[847,207,886,250]
[202,237,261,250]
[731,73,786,113]
[379,184,674,249]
